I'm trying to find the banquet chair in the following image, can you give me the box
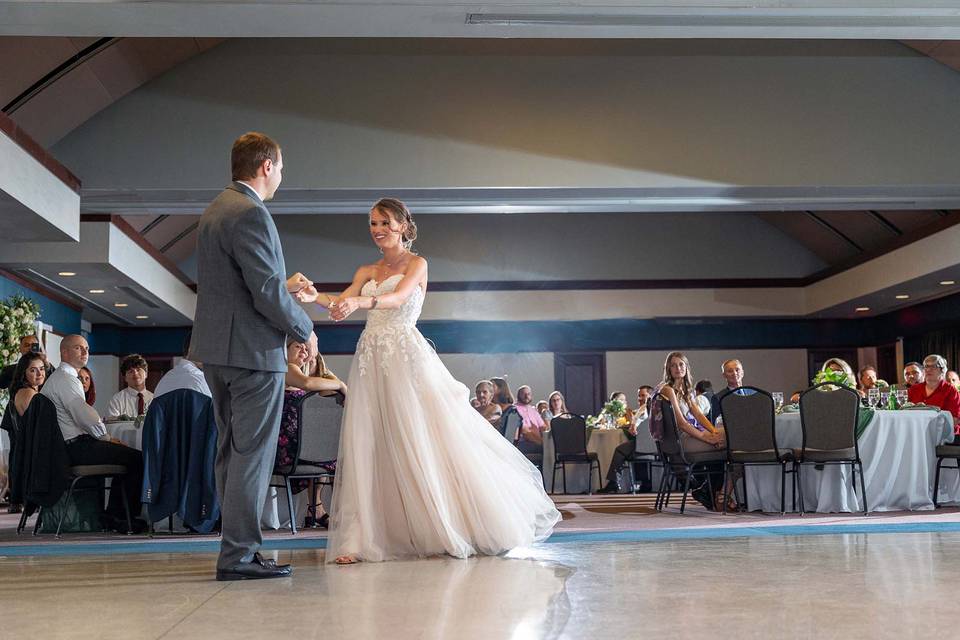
[625,418,662,494]
[270,391,344,535]
[550,414,601,494]
[719,387,796,515]
[655,397,725,514]
[797,383,867,515]
[500,407,523,443]
[933,442,960,508]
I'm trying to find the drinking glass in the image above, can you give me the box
[880,390,890,408]
[896,389,908,407]
[771,392,784,411]
[868,388,880,408]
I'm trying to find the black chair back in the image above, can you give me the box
[500,407,523,443]
[799,382,859,454]
[550,414,588,457]
[657,398,683,459]
[291,391,344,472]
[719,387,778,460]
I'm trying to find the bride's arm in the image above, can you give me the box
[331,257,427,320]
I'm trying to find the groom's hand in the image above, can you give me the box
[286,272,312,293]
[295,284,320,303]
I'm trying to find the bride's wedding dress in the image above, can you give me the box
[327,274,561,562]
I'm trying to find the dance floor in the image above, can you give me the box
[4,496,960,639]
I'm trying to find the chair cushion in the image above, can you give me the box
[730,449,793,463]
[685,450,727,463]
[274,464,336,476]
[936,445,960,458]
[556,453,599,463]
[70,465,127,477]
[797,447,856,462]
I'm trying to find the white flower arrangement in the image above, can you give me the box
[0,294,41,414]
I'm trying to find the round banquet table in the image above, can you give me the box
[745,409,954,513]
[104,420,141,450]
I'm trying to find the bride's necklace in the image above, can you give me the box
[383,250,408,268]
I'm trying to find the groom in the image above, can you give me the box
[190,132,315,581]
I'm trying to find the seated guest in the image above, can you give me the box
[599,386,655,494]
[276,338,347,528]
[903,361,924,387]
[475,379,502,429]
[949,370,960,390]
[513,385,547,447]
[858,365,879,398]
[0,334,53,390]
[654,352,726,509]
[470,397,481,410]
[106,354,153,419]
[695,379,714,400]
[542,390,568,425]
[78,366,96,406]
[154,330,211,399]
[3,353,48,511]
[536,400,548,418]
[490,376,515,413]
[908,354,960,432]
[42,335,144,532]
[710,359,752,423]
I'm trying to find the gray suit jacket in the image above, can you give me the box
[189,182,313,373]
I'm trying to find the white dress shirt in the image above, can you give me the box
[41,362,107,441]
[154,359,211,398]
[106,386,154,419]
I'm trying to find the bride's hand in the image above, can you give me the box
[330,297,360,322]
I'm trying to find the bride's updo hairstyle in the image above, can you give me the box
[372,197,418,250]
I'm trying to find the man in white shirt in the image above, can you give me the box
[106,354,154,419]
[42,335,144,531]
[154,330,211,398]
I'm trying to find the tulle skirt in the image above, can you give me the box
[326,325,561,562]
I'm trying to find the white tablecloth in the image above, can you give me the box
[746,409,954,513]
[105,420,141,450]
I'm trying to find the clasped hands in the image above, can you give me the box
[286,272,359,322]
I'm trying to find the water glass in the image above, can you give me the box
[896,389,908,407]
[771,392,784,410]
[880,390,890,408]
[868,388,880,408]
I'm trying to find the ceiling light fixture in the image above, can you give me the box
[58,271,76,277]
[114,303,128,308]
[855,307,870,312]
[895,294,910,300]
[89,289,105,294]
[135,315,148,319]
[941,280,956,286]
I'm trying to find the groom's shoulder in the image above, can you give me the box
[204,185,268,221]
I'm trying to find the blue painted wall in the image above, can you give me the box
[0,274,82,335]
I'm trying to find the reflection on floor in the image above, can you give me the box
[5,496,960,638]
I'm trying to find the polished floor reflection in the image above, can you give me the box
[4,531,960,639]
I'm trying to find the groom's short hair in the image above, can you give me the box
[231,132,281,181]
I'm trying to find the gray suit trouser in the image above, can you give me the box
[204,364,285,569]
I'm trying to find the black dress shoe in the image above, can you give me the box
[216,552,293,581]
[597,480,621,494]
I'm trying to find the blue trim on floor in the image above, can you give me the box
[5,521,960,557]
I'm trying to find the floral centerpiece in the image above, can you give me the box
[586,399,631,430]
[0,294,41,414]
[812,368,854,389]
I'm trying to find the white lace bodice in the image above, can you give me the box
[361,274,424,331]
[355,274,426,378]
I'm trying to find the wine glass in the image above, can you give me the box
[880,389,890,409]
[868,387,880,408]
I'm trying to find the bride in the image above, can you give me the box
[305,198,560,564]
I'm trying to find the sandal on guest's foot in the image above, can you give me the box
[335,555,357,565]
[318,513,329,529]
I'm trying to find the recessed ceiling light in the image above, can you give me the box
[89,289,105,294]
[941,280,956,286]
[855,307,870,312]
[114,303,128,308]
[135,315,149,319]
[895,294,910,300]
[58,271,76,277]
